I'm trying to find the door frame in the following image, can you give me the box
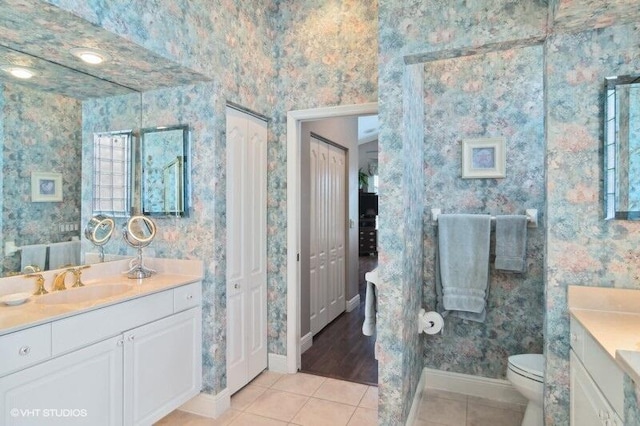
[285,102,378,372]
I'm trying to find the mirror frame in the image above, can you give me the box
[140,125,190,217]
[604,74,640,220]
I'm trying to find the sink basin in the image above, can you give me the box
[36,284,134,305]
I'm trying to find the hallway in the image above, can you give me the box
[300,256,378,385]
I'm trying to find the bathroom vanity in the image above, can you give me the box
[568,285,640,426]
[0,258,203,425]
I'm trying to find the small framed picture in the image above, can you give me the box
[461,137,506,179]
[31,172,63,202]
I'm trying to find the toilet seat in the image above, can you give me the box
[508,354,544,383]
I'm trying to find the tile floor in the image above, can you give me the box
[156,371,525,426]
[156,371,378,426]
[414,388,526,426]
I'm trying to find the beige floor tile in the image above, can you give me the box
[155,408,241,426]
[231,384,269,411]
[413,421,450,426]
[251,370,286,388]
[347,407,377,426]
[467,396,526,413]
[313,378,369,406]
[358,386,378,409]
[417,395,467,426]
[291,397,356,426]
[228,412,289,425]
[246,389,309,422]
[272,372,326,396]
[425,388,468,402]
[466,401,524,426]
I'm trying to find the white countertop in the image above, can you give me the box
[0,258,203,336]
[568,285,640,384]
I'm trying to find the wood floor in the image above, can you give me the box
[301,255,378,386]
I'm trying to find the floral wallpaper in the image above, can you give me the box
[1,83,82,276]
[421,45,545,379]
[625,375,640,425]
[545,22,640,424]
[552,0,640,32]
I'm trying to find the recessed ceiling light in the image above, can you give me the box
[70,48,110,65]
[1,65,37,79]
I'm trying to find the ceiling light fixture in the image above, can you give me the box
[1,65,37,79]
[70,47,110,65]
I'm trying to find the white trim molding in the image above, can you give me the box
[179,389,230,419]
[286,102,378,374]
[423,367,528,405]
[300,332,313,354]
[405,368,428,426]
[268,353,289,373]
[346,294,360,312]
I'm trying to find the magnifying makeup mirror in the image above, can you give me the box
[122,215,157,279]
[84,215,115,262]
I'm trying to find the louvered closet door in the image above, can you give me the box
[309,136,346,336]
[226,107,267,395]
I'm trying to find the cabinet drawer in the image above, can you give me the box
[174,282,202,312]
[0,323,51,377]
[52,290,173,356]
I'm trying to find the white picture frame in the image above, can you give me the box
[31,172,63,202]
[461,137,506,179]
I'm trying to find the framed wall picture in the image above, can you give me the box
[31,172,63,202]
[461,137,506,179]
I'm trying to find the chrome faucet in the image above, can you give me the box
[53,269,75,291]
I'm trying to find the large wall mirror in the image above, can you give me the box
[140,125,190,217]
[604,74,640,220]
[0,1,208,277]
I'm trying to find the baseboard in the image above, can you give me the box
[424,367,528,405]
[179,388,230,419]
[268,353,289,373]
[346,294,360,312]
[300,332,313,354]
[405,368,428,426]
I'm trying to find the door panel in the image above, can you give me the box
[226,107,267,395]
[309,136,346,335]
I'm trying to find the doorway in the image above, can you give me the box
[285,102,378,384]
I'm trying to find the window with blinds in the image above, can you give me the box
[93,131,132,216]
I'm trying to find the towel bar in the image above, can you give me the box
[430,208,538,228]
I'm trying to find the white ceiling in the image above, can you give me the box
[358,115,379,145]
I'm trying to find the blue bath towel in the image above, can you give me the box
[495,215,528,273]
[435,214,491,323]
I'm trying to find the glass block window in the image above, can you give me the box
[93,131,132,217]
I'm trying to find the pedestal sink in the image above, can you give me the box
[36,284,133,305]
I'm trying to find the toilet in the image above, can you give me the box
[507,354,544,426]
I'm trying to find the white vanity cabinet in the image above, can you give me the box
[0,281,202,426]
[570,317,624,426]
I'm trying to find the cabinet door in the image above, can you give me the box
[570,350,622,426]
[0,336,123,426]
[123,307,202,426]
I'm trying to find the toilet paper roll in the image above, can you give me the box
[420,311,444,335]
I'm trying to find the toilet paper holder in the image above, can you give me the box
[418,309,444,335]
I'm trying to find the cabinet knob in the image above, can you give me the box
[570,333,577,342]
[234,283,240,289]
[117,339,124,347]
[18,346,31,356]
[186,294,193,300]
[128,335,135,341]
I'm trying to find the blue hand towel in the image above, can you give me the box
[435,214,491,323]
[495,215,528,273]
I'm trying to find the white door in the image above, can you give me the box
[124,308,202,426]
[0,336,123,426]
[226,107,268,395]
[309,136,346,336]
